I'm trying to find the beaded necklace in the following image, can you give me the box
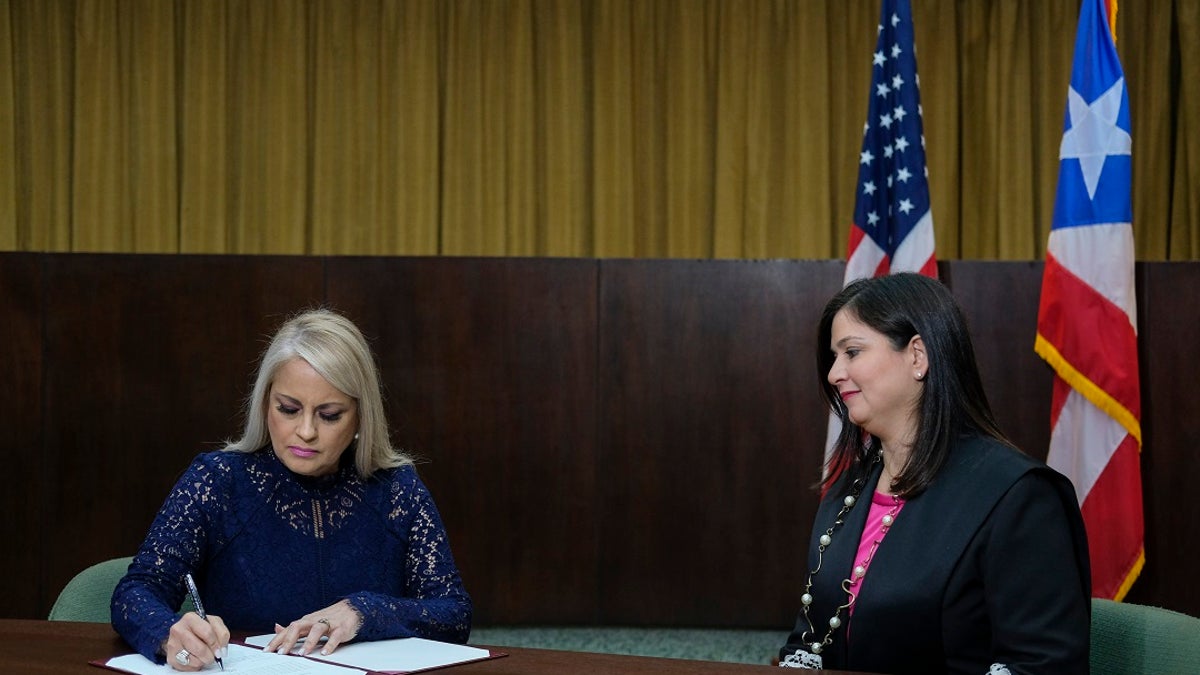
[794,452,888,666]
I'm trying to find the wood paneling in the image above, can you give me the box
[0,254,43,618]
[940,261,1053,460]
[597,260,843,627]
[1124,263,1200,612]
[327,257,600,624]
[3,254,1198,626]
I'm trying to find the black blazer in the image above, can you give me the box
[782,435,1091,675]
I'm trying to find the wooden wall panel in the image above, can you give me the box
[596,260,844,628]
[3,254,1199,625]
[37,254,324,618]
[326,257,600,625]
[940,261,1053,461]
[0,254,43,619]
[1125,263,1200,612]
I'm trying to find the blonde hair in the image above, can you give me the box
[225,308,412,478]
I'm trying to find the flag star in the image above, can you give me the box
[894,136,910,152]
[880,113,894,129]
[884,144,894,158]
[898,198,914,214]
[863,181,877,196]
[867,211,880,225]
[860,149,875,165]
[876,82,891,97]
[1059,77,1131,199]
[873,51,886,66]
[897,167,912,182]
[887,175,894,188]
[893,105,907,121]
[892,43,902,58]
[892,74,904,90]
[892,13,900,27]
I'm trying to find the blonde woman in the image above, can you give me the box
[113,309,471,671]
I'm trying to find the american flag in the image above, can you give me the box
[1035,0,1143,600]
[845,0,937,282]
[827,0,937,469]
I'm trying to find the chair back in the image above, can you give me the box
[1090,598,1200,675]
[48,556,134,622]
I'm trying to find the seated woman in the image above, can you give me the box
[780,273,1090,674]
[112,309,471,671]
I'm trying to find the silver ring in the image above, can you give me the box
[175,648,191,666]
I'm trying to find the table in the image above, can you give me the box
[0,619,876,674]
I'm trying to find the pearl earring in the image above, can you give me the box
[354,432,360,440]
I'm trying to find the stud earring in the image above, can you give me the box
[354,432,360,440]
[916,371,925,380]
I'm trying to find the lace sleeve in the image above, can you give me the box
[110,454,227,662]
[342,472,472,643]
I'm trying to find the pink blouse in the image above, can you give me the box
[847,490,906,614]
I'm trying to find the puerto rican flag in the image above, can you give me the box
[1035,0,1143,600]
[826,0,936,470]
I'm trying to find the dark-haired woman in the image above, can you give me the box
[779,273,1090,674]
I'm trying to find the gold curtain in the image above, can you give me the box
[1,0,1196,259]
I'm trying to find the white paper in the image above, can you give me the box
[243,634,491,673]
[103,643,368,675]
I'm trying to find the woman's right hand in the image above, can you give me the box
[162,612,230,671]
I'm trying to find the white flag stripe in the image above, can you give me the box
[890,209,935,272]
[1046,223,1138,331]
[844,235,888,284]
[1046,388,1126,503]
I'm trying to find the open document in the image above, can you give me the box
[243,634,497,673]
[95,637,501,675]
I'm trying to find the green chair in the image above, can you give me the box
[1090,598,1200,675]
[49,556,197,622]
[48,556,134,622]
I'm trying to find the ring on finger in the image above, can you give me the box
[175,648,191,666]
[317,617,330,627]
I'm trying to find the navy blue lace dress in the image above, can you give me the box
[112,448,471,662]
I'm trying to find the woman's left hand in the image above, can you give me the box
[264,599,362,657]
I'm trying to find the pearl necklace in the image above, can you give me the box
[796,453,888,662]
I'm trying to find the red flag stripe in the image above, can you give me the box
[1079,432,1144,600]
[1035,253,1141,443]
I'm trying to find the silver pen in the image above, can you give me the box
[184,573,225,671]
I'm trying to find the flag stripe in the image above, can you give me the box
[1047,384,1127,504]
[1080,433,1144,600]
[1045,223,1137,329]
[1035,254,1141,441]
[889,209,936,275]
